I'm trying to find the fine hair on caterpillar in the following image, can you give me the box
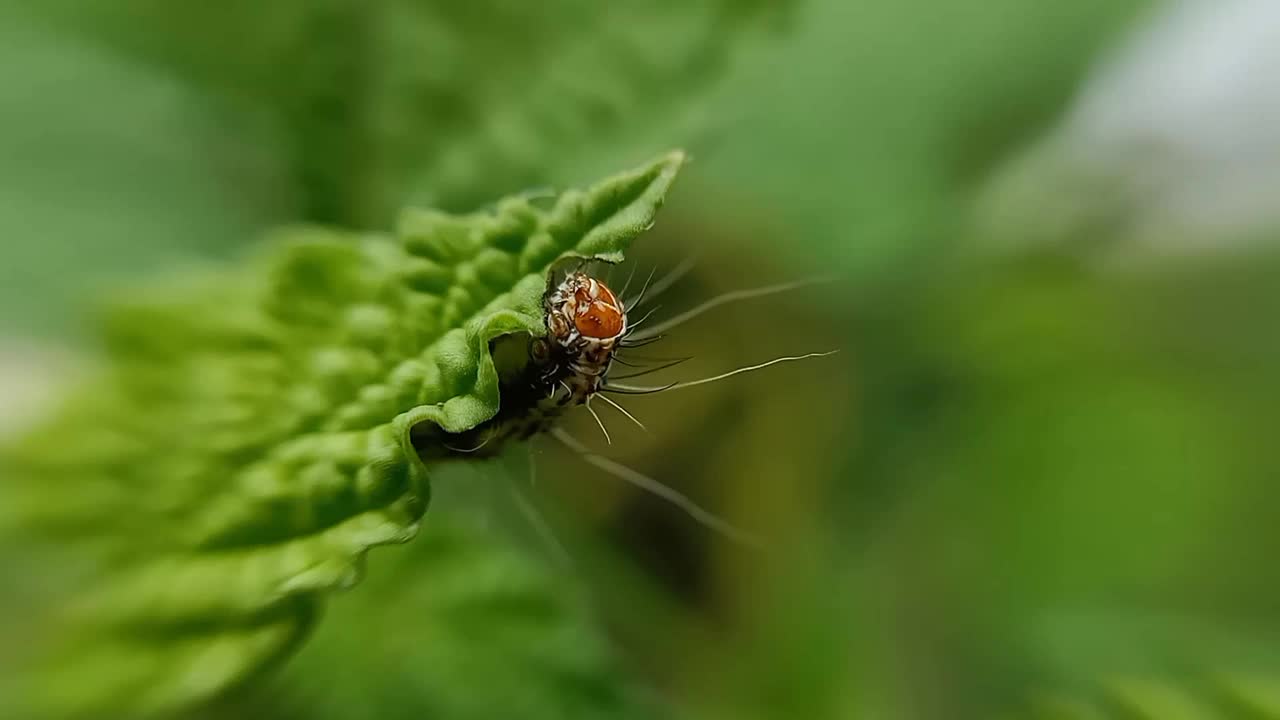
[417,259,836,546]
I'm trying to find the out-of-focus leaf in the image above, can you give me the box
[688,0,1149,273]
[1011,611,1280,720]
[813,247,1280,717]
[25,1,786,226]
[0,7,292,337]
[0,153,684,719]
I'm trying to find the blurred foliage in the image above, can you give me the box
[686,0,1149,275]
[5,1,1280,720]
[22,0,783,223]
[0,7,290,337]
[0,0,785,337]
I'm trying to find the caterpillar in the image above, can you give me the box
[419,260,835,546]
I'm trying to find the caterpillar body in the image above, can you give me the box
[418,270,629,455]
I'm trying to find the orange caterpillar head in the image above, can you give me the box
[539,271,627,400]
[570,277,625,339]
[545,272,626,346]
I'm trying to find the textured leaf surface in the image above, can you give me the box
[0,152,683,719]
[201,467,662,720]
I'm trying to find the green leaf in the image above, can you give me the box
[994,610,1280,719]
[22,1,785,226]
[203,465,662,720]
[0,152,684,720]
[0,6,291,338]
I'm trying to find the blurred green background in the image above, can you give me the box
[4,0,1280,718]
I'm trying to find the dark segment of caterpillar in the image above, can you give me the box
[414,269,627,457]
